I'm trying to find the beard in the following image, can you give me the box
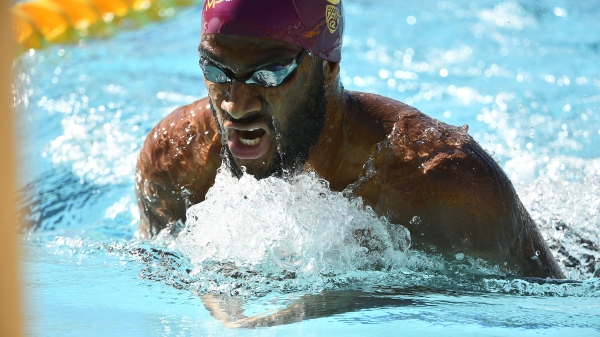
[210,62,327,180]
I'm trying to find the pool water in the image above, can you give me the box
[13,0,600,335]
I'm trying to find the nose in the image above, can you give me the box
[220,81,262,120]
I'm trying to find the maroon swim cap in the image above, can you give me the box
[202,0,344,62]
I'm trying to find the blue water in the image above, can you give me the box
[13,0,600,335]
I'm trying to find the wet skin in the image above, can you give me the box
[136,34,565,279]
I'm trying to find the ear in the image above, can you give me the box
[322,60,340,86]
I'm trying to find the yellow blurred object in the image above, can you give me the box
[128,0,152,11]
[10,0,197,52]
[1,0,24,336]
[11,10,42,49]
[46,0,100,30]
[89,0,129,19]
[12,1,70,43]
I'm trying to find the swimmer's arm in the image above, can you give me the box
[134,105,195,238]
[135,152,187,238]
[201,291,372,328]
[354,134,564,278]
[421,142,563,278]
[201,293,316,328]
[135,99,222,238]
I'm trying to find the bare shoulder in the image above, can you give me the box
[380,106,512,232]
[346,90,502,219]
[136,97,222,237]
[346,91,484,173]
[346,90,486,175]
[347,92,563,276]
[139,97,220,173]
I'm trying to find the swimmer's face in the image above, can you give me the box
[199,34,327,178]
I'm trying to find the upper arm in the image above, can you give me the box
[135,117,187,238]
[135,99,222,238]
[136,148,185,238]
[350,113,563,277]
[353,132,513,256]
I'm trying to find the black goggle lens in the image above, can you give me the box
[250,70,279,87]
[199,50,305,88]
[202,65,229,84]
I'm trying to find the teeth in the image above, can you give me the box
[239,137,262,146]
[248,128,259,131]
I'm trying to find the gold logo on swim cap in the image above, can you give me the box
[205,0,223,10]
[326,5,341,34]
[327,0,341,4]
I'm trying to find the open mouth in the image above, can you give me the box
[238,128,266,146]
[225,123,272,160]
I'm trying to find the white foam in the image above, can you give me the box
[516,161,600,280]
[47,109,139,185]
[173,168,412,278]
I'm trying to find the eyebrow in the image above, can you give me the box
[198,47,299,73]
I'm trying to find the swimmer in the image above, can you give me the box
[135,0,564,279]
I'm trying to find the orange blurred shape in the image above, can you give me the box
[11,10,42,49]
[88,0,130,19]
[12,1,69,42]
[45,0,99,30]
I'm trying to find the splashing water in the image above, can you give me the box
[133,168,440,296]
[125,166,600,298]
[517,163,600,280]
[162,168,409,283]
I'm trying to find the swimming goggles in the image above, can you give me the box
[199,50,307,88]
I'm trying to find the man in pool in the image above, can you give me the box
[135,0,564,279]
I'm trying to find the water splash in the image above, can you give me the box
[173,168,411,278]
[129,166,599,297]
[518,165,600,280]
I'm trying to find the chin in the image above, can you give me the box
[235,157,277,178]
[223,145,282,179]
